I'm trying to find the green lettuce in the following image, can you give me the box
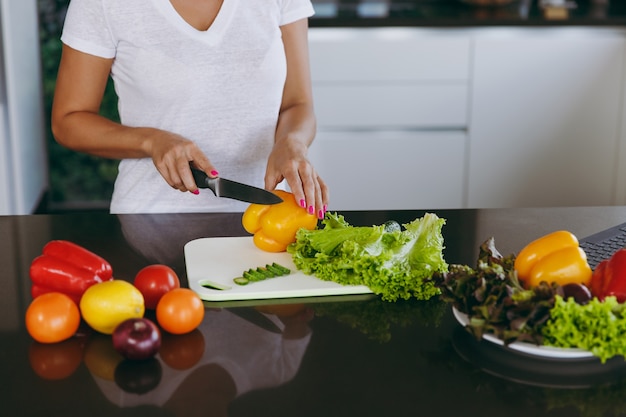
[432,238,557,345]
[542,295,626,363]
[287,212,448,302]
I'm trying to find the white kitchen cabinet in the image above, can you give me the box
[308,130,466,210]
[308,28,471,210]
[309,28,471,130]
[308,27,626,210]
[467,28,626,208]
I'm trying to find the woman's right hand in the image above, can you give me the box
[145,130,218,194]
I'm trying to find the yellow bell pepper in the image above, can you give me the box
[242,190,318,253]
[514,230,592,288]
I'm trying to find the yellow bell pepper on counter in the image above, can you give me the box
[242,190,318,252]
[514,230,592,288]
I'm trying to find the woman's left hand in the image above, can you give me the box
[266,18,328,219]
[265,138,328,219]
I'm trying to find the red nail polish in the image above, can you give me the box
[308,205,314,215]
[210,170,219,176]
[192,189,200,195]
[300,199,306,208]
[318,209,324,219]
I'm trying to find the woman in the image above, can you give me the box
[52,0,328,217]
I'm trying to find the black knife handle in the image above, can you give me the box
[190,166,217,195]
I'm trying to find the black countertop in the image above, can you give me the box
[309,0,626,27]
[5,207,626,416]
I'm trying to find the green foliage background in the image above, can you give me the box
[39,0,119,207]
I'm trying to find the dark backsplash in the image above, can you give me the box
[309,0,625,27]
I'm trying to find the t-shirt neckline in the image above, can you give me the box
[154,0,237,43]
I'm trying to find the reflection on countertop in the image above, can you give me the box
[309,0,625,26]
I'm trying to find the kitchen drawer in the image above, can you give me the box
[308,130,466,210]
[313,83,468,128]
[308,28,471,82]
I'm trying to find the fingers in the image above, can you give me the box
[279,160,329,220]
[317,177,329,216]
[176,158,199,194]
[308,175,328,219]
[190,155,219,179]
[301,168,321,217]
[150,134,217,194]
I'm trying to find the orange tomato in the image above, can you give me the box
[25,292,81,344]
[28,338,84,380]
[159,329,205,370]
[156,288,205,335]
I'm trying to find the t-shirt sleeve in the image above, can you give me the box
[61,0,116,58]
[279,0,315,26]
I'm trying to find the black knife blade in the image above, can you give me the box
[190,167,283,205]
[228,307,282,334]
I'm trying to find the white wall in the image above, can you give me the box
[0,0,47,215]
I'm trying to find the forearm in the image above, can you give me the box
[52,110,157,160]
[268,18,327,212]
[274,102,316,151]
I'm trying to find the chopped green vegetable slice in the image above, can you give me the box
[233,263,291,285]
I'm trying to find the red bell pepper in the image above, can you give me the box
[29,240,113,302]
[31,282,82,306]
[589,249,626,302]
[42,240,112,278]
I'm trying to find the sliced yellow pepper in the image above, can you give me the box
[242,190,318,253]
[514,230,591,288]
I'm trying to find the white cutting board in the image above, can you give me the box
[184,236,373,301]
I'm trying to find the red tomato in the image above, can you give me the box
[133,264,180,309]
[25,293,81,344]
[156,288,204,335]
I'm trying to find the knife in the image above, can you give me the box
[190,167,283,205]
[228,307,282,334]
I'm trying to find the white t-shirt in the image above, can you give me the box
[61,0,315,213]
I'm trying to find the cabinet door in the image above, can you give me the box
[309,28,471,82]
[308,130,466,210]
[313,84,468,129]
[309,28,471,130]
[468,29,626,208]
